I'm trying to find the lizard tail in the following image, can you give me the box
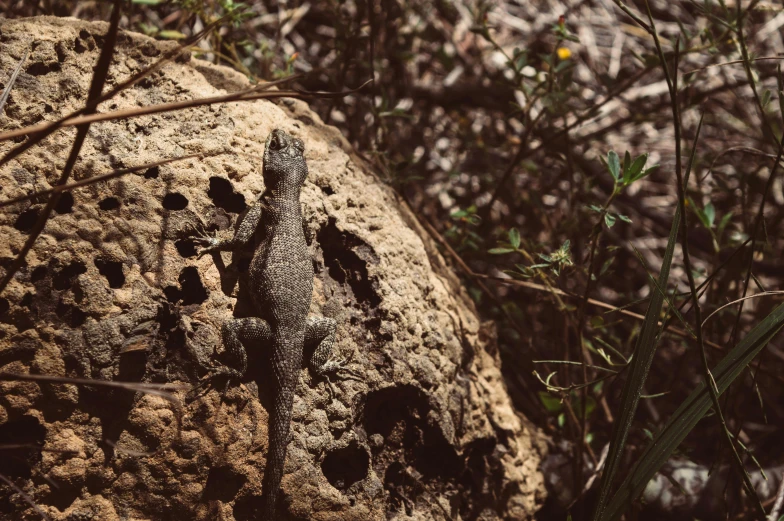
[261,377,296,520]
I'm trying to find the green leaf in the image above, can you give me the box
[689,197,710,229]
[777,64,784,119]
[604,213,616,228]
[717,211,733,240]
[704,202,716,228]
[538,391,563,413]
[587,204,603,213]
[624,154,649,185]
[762,89,772,109]
[623,151,632,176]
[631,165,659,183]
[158,30,187,40]
[600,257,615,277]
[607,151,621,180]
[488,247,515,255]
[617,214,633,224]
[600,301,784,521]
[509,228,521,249]
[379,109,416,120]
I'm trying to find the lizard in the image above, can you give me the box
[191,128,356,519]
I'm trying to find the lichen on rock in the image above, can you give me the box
[0,17,545,521]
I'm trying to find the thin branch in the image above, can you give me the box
[0,48,29,113]
[0,473,50,521]
[0,17,227,169]
[0,79,371,143]
[702,292,784,329]
[0,0,124,297]
[0,0,123,297]
[0,151,222,208]
[684,56,784,76]
[0,372,188,403]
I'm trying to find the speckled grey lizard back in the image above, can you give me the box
[192,128,349,520]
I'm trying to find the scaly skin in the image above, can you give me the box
[193,129,351,519]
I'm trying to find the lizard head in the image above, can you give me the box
[263,128,307,193]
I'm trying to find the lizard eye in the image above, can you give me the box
[269,136,280,150]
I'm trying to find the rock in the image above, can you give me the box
[0,16,545,521]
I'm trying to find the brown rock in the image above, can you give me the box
[0,16,545,521]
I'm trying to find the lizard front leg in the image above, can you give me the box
[192,199,265,257]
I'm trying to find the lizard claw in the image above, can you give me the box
[193,236,220,259]
[317,353,363,385]
[186,223,221,259]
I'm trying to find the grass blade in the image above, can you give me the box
[601,301,784,520]
[590,115,702,521]
[590,183,681,520]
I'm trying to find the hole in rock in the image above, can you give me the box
[20,293,33,308]
[30,266,47,282]
[208,177,247,214]
[364,385,461,481]
[203,466,247,501]
[322,440,369,491]
[95,258,125,288]
[163,285,181,303]
[53,261,87,291]
[98,197,120,210]
[163,193,188,210]
[55,301,87,327]
[317,220,381,308]
[0,416,45,478]
[179,267,207,305]
[54,192,73,214]
[175,239,197,258]
[14,208,39,233]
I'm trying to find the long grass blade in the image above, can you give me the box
[590,118,702,521]
[600,301,784,520]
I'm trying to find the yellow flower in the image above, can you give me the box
[557,47,571,60]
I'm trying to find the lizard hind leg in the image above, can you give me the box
[305,316,362,393]
[195,317,272,396]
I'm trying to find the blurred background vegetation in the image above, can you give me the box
[3,0,784,519]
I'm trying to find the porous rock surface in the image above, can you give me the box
[0,17,545,521]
